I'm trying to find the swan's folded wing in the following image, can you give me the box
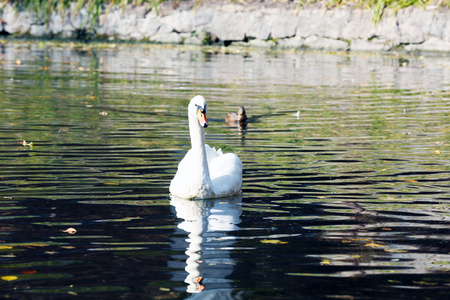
[209,153,243,196]
[205,144,222,165]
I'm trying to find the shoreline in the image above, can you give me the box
[1,1,449,53]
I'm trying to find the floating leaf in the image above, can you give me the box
[434,150,441,154]
[19,140,33,147]
[320,260,330,265]
[1,276,18,281]
[384,249,407,253]
[261,239,288,245]
[365,242,384,248]
[63,228,77,234]
[388,279,402,283]
[20,270,36,274]
[0,246,13,250]
[60,246,75,249]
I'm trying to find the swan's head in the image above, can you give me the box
[189,95,209,128]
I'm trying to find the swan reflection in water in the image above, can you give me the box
[170,195,242,297]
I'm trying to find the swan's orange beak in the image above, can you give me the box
[197,109,209,128]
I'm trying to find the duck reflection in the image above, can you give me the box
[170,195,242,295]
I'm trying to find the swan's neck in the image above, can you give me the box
[189,116,205,151]
[188,115,214,197]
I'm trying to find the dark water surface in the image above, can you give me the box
[0,42,449,299]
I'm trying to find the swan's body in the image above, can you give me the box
[170,95,243,199]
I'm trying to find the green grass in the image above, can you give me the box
[299,0,449,23]
[2,0,449,33]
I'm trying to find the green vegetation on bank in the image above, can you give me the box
[320,0,449,22]
[2,0,449,31]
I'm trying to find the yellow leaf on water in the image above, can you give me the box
[320,260,330,265]
[1,276,18,281]
[350,238,372,242]
[261,239,288,245]
[364,242,384,248]
[402,179,417,182]
[388,279,402,283]
[384,249,407,253]
[0,246,13,250]
[434,150,441,154]
[60,246,75,249]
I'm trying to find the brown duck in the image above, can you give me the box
[225,106,247,125]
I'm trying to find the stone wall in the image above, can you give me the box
[1,1,449,52]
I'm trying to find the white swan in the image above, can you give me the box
[170,95,243,199]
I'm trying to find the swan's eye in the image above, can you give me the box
[195,104,206,114]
